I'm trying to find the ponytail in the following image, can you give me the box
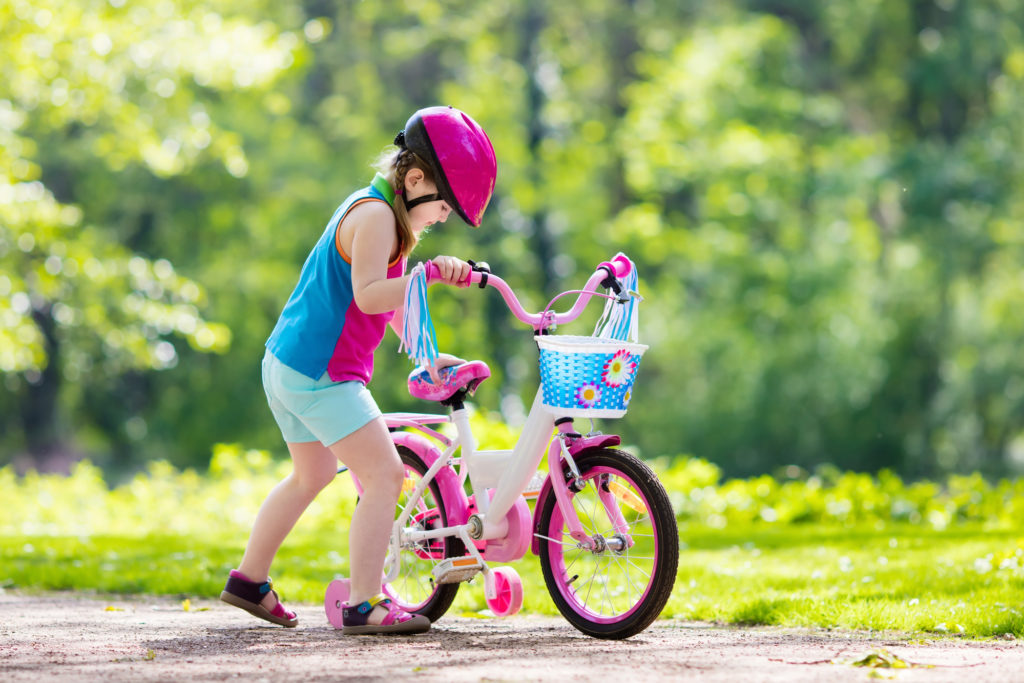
[373,147,436,259]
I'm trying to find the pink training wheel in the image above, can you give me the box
[484,567,524,617]
[324,578,351,629]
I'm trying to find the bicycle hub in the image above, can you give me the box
[467,514,484,540]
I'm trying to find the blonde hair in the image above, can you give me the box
[373,147,437,259]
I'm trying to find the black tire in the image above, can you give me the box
[386,446,464,622]
[537,448,678,639]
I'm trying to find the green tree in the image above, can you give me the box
[5,0,1024,482]
[0,0,296,469]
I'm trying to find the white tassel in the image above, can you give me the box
[399,262,439,368]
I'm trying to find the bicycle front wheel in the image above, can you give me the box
[537,448,678,639]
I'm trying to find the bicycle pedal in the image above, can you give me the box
[431,557,484,584]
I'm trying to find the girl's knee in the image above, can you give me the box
[382,458,406,492]
[292,466,337,496]
[287,442,340,495]
[364,458,405,497]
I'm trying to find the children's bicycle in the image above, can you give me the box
[324,254,678,639]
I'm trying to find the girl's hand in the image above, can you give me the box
[427,353,465,384]
[430,255,472,288]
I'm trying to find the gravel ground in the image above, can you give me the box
[1,591,1021,682]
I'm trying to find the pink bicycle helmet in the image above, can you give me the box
[394,106,497,227]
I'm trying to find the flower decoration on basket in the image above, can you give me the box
[602,349,637,387]
[577,382,603,409]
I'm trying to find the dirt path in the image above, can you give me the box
[1,592,1020,682]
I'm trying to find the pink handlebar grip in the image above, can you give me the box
[597,254,633,280]
[611,254,633,278]
[425,261,476,286]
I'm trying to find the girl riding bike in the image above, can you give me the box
[325,253,678,640]
[220,106,496,635]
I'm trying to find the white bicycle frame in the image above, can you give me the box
[382,389,555,585]
[381,257,637,588]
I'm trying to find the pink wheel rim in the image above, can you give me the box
[545,466,658,624]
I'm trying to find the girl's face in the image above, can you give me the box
[404,171,452,233]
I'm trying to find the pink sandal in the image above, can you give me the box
[220,569,298,627]
[341,593,430,635]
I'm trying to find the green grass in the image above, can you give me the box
[3,442,1024,637]
[667,524,1024,636]
[3,523,1023,637]
[0,533,548,616]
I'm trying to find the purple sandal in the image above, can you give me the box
[342,593,430,635]
[220,569,298,627]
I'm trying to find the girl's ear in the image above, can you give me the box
[404,167,425,193]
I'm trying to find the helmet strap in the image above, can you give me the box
[404,193,440,211]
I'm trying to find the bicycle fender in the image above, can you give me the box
[567,433,620,454]
[392,431,471,526]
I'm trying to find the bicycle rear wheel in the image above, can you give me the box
[537,448,678,639]
[384,446,464,622]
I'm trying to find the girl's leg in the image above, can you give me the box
[328,417,405,626]
[237,439,339,611]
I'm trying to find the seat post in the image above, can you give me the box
[450,406,480,507]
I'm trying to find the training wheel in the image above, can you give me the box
[484,566,523,617]
[324,578,351,629]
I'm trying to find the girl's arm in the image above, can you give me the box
[349,203,470,314]
[349,203,410,314]
[388,304,405,338]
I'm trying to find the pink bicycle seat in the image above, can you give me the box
[407,361,491,403]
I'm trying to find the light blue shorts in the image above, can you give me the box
[262,349,382,446]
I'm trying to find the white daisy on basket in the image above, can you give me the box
[577,382,602,408]
[602,350,637,387]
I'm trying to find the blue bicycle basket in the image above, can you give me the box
[536,335,648,418]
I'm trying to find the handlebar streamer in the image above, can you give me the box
[399,262,439,368]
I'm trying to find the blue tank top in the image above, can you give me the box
[266,174,406,384]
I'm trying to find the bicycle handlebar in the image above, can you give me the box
[426,255,634,332]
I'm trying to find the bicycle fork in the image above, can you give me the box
[546,419,636,551]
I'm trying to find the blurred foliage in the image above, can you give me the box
[0,443,353,538]
[5,434,1024,539]
[661,456,1024,530]
[2,0,1024,478]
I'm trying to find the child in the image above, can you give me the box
[220,106,497,635]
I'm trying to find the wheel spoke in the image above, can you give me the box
[608,551,644,599]
[580,554,601,610]
[600,557,615,614]
[578,487,602,534]
[563,548,583,578]
[534,532,577,548]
